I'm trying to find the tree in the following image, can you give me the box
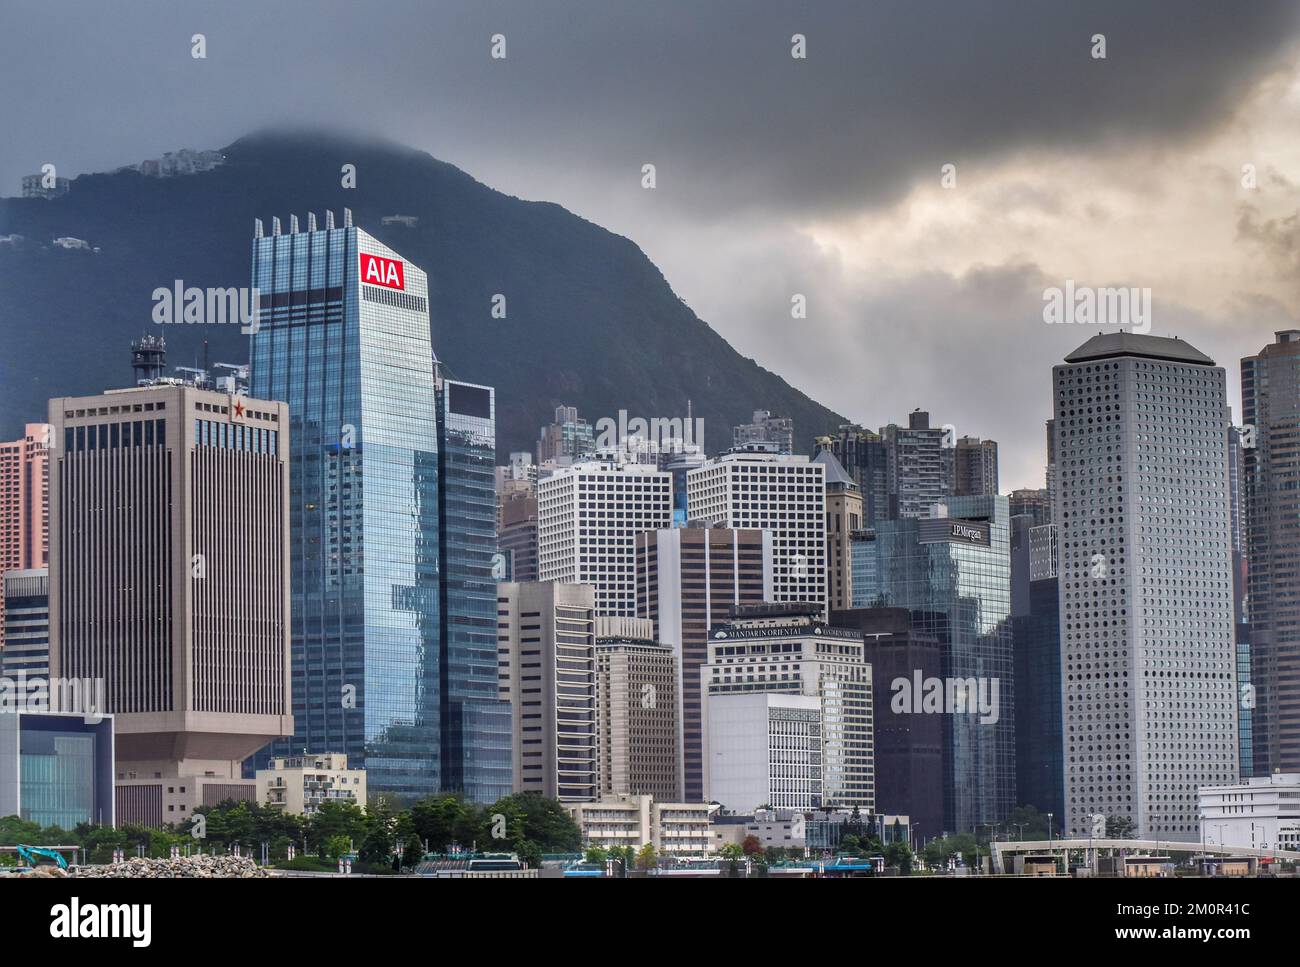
[741,834,764,857]
[585,846,609,865]
[840,834,862,855]
[410,795,479,854]
[884,841,914,875]
[718,843,744,861]
[481,792,581,854]
[635,843,658,871]
[306,800,368,857]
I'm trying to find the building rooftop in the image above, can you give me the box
[1063,332,1215,366]
[812,448,857,489]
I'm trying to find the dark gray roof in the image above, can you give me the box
[812,448,857,489]
[1064,332,1215,366]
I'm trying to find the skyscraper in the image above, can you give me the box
[855,495,1015,833]
[636,524,772,801]
[2,568,49,688]
[436,373,512,803]
[702,604,874,810]
[816,424,889,526]
[880,410,951,520]
[594,616,679,801]
[687,450,826,613]
[1011,518,1063,820]
[249,211,442,797]
[814,448,863,613]
[1242,330,1300,776]
[952,436,999,497]
[48,380,292,825]
[0,422,49,648]
[496,581,598,802]
[537,404,595,464]
[537,459,673,617]
[1056,332,1237,840]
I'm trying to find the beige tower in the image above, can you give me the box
[813,449,863,613]
[48,382,292,825]
[594,616,679,802]
[497,581,598,801]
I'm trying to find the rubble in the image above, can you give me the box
[72,854,276,878]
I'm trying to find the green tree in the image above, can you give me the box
[884,841,914,875]
[635,843,658,871]
[481,792,581,854]
[585,846,609,865]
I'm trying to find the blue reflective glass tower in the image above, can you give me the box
[249,212,442,797]
[853,495,1015,834]
[436,374,513,803]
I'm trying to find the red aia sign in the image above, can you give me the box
[359,252,405,290]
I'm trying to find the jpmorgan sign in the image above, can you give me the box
[919,518,990,547]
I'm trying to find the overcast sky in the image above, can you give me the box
[5,0,1300,487]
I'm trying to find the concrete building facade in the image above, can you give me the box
[636,524,772,802]
[1056,333,1237,841]
[497,581,598,802]
[48,382,293,827]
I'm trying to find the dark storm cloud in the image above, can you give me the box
[1,0,1296,218]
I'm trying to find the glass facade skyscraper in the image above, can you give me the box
[250,214,442,797]
[853,494,1015,833]
[436,375,512,802]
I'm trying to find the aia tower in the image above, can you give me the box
[249,210,443,798]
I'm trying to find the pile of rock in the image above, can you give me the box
[74,854,276,878]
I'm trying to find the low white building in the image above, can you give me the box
[568,794,717,858]
[704,691,823,813]
[256,753,366,816]
[1198,773,1300,851]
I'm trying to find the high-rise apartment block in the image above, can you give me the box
[249,212,443,797]
[687,451,826,613]
[0,422,50,648]
[816,424,889,526]
[733,409,795,454]
[496,581,598,802]
[537,404,595,464]
[537,460,673,617]
[594,616,679,801]
[636,524,772,801]
[952,435,999,497]
[1056,333,1237,840]
[48,381,293,826]
[880,410,951,520]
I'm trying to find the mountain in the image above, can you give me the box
[0,130,845,457]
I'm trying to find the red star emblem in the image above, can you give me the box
[234,399,245,418]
